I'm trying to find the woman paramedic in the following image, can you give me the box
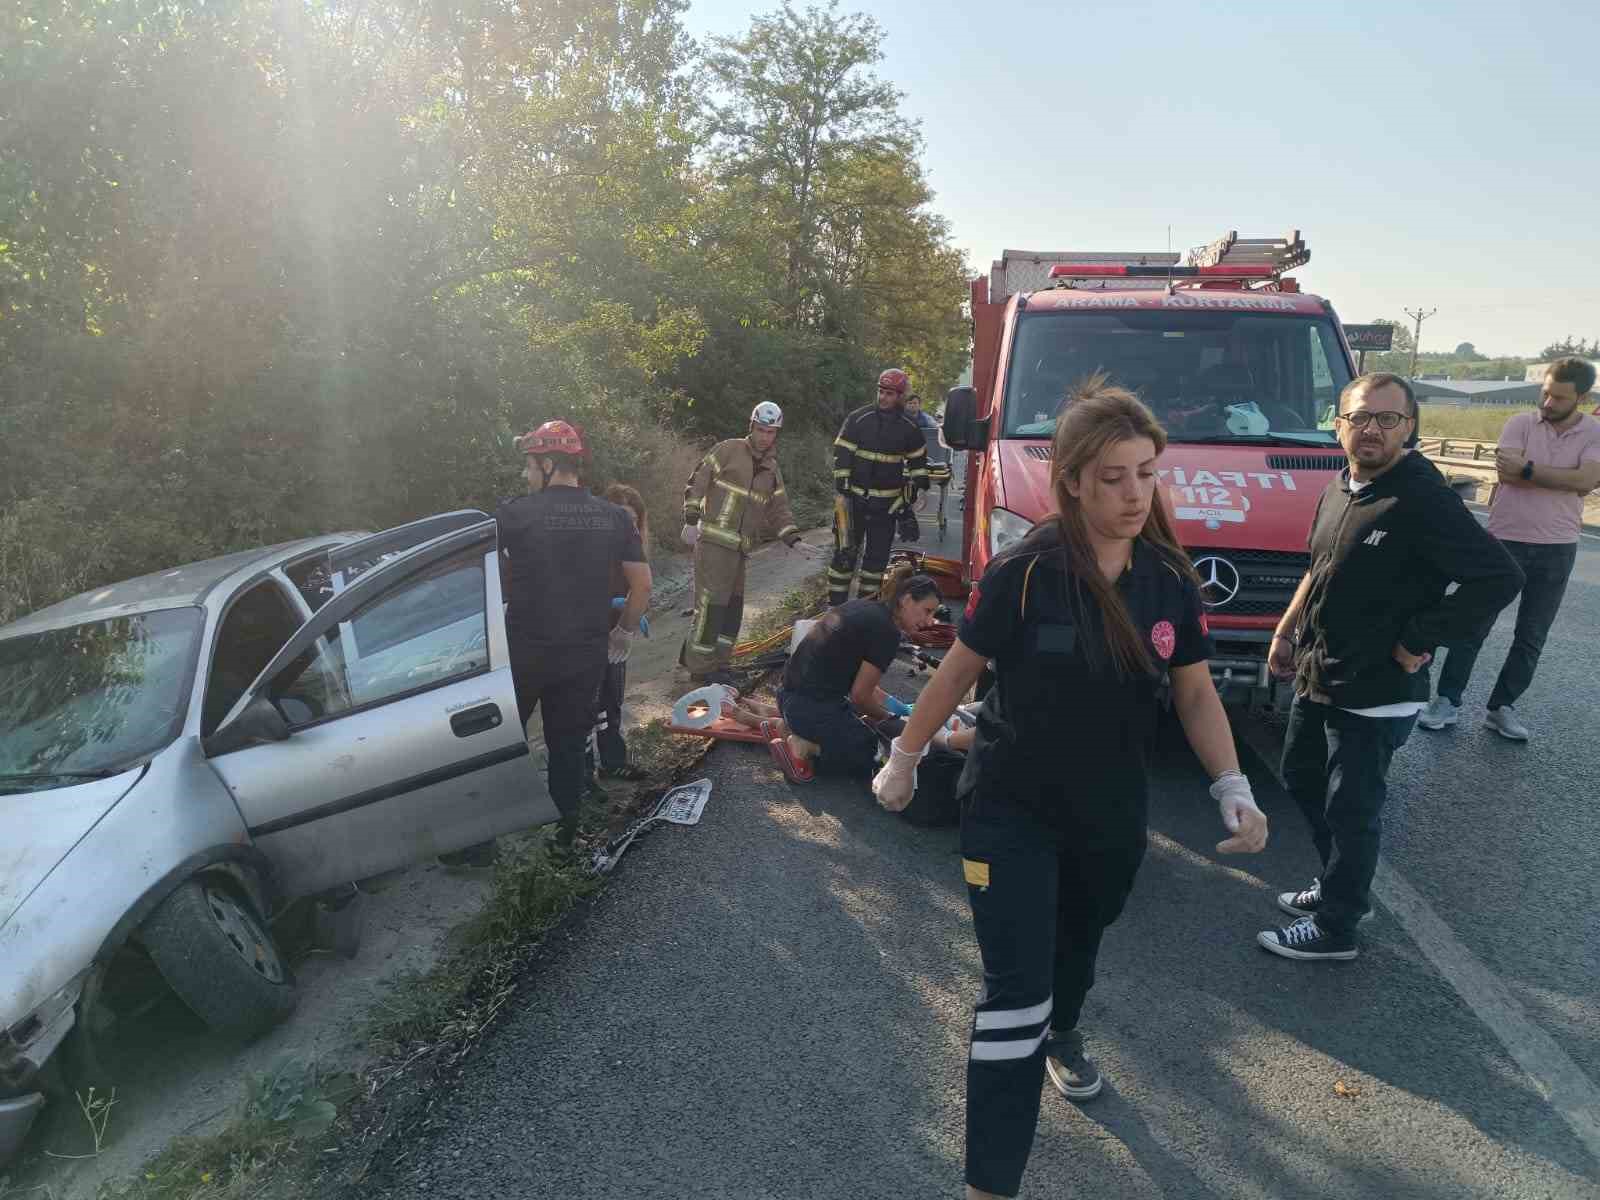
[769,562,971,783]
[872,374,1269,1200]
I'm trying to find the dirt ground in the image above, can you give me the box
[8,533,833,1200]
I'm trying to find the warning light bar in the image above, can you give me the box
[1048,263,1275,280]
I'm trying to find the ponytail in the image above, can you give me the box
[878,561,940,607]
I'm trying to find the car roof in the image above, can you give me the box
[0,534,365,640]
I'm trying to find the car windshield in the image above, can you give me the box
[0,608,203,789]
[1001,310,1351,445]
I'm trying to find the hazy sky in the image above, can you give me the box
[681,0,1598,358]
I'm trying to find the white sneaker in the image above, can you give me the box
[1485,706,1530,741]
[1417,697,1459,730]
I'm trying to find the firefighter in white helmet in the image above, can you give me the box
[679,401,805,684]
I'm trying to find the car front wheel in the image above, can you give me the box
[141,876,298,1039]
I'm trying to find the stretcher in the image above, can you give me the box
[667,685,784,744]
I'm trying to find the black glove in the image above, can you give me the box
[897,510,920,542]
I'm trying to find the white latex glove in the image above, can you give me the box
[872,736,926,813]
[607,627,633,665]
[680,523,700,547]
[1209,771,1268,855]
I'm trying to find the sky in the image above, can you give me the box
[680,0,1599,359]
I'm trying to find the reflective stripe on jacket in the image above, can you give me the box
[683,437,801,554]
[833,404,929,511]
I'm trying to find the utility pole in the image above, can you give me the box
[1404,306,1437,378]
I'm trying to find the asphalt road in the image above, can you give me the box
[353,529,1600,1200]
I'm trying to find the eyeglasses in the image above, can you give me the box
[1335,410,1411,430]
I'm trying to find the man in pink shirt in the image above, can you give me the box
[1421,357,1600,739]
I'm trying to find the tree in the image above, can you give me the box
[1454,342,1481,359]
[1538,337,1597,360]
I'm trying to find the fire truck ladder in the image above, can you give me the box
[1185,230,1309,273]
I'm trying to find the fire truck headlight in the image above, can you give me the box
[987,507,1032,558]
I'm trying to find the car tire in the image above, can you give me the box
[141,876,299,1039]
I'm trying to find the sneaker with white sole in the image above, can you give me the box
[1485,706,1530,741]
[1276,878,1374,923]
[1417,696,1460,730]
[1257,916,1358,961]
[1044,1029,1103,1100]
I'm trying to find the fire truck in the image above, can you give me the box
[939,231,1357,711]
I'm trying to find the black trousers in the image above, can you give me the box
[960,798,1146,1197]
[828,497,896,607]
[776,689,900,777]
[511,649,606,847]
[1280,696,1415,935]
[591,660,628,772]
[1437,538,1576,710]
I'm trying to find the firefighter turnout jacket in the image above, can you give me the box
[833,404,930,511]
[683,437,802,554]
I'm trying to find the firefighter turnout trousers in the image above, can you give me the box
[682,542,748,674]
[828,496,896,607]
[960,800,1146,1197]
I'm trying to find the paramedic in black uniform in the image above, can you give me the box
[873,374,1269,1200]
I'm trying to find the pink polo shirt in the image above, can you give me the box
[1488,410,1600,544]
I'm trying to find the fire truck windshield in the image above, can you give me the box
[1003,310,1350,446]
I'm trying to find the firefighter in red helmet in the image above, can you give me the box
[496,420,651,854]
[827,368,930,606]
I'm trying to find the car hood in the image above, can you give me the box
[0,766,146,932]
[995,439,1343,551]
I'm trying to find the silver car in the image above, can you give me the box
[0,512,557,1160]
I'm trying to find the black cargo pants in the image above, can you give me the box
[511,648,606,848]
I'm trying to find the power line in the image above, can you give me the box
[1404,306,1438,377]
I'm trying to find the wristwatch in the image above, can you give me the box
[1520,460,1535,481]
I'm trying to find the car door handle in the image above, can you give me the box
[450,703,503,738]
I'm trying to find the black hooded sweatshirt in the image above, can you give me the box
[1293,450,1523,710]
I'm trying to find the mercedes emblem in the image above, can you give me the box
[1193,555,1242,608]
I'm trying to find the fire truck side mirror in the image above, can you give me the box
[942,386,988,451]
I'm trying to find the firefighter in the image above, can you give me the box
[871,377,1268,1200]
[497,421,651,853]
[680,401,804,685]
[828,368,930,607]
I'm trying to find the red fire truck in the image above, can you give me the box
[940,231,1357,711]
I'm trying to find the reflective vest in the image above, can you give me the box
[683,437,802,554]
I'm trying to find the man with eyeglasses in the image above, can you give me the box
[1420,357,1600,740]
[1257,373,1521,962]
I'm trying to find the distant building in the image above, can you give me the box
[1410,378,1542,406]
[1524,358,1596,383]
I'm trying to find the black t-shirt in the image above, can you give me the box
[957,524,1210,836]
[496,486,645,661]
[782,598,901,701]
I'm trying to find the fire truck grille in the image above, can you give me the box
[1023,446,1053,460]
[1183,548,1309,616]
[1266,454,1345,471]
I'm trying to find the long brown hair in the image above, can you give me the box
[603,483,649,546]
[1049,371,1197,677]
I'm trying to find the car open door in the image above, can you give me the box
[204,520,555,899]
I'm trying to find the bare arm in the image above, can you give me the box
[848,661,889,719]
[894,639,988,753]
[1170,662,1239,779]
[1268,573,1313,678]
[619,561,652,631]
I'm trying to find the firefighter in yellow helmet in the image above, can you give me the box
[679,402,804,685]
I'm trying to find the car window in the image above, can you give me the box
[202,582,303,737]
[0,609,204,786]
[269,548,489,727]
[284,554,336,612]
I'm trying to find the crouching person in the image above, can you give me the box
[769,562,947,782]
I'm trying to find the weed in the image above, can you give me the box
[1419,404,1534,443]
[736,570,828,649]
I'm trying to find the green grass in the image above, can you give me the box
[735,571,828,651]
[1419,404,1532,443]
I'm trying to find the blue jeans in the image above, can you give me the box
[1280,696,1416,936]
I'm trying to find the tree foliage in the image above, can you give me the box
[0,0,970,621]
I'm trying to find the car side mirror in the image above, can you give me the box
[941,386,988,451]
[203,695,291,758]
